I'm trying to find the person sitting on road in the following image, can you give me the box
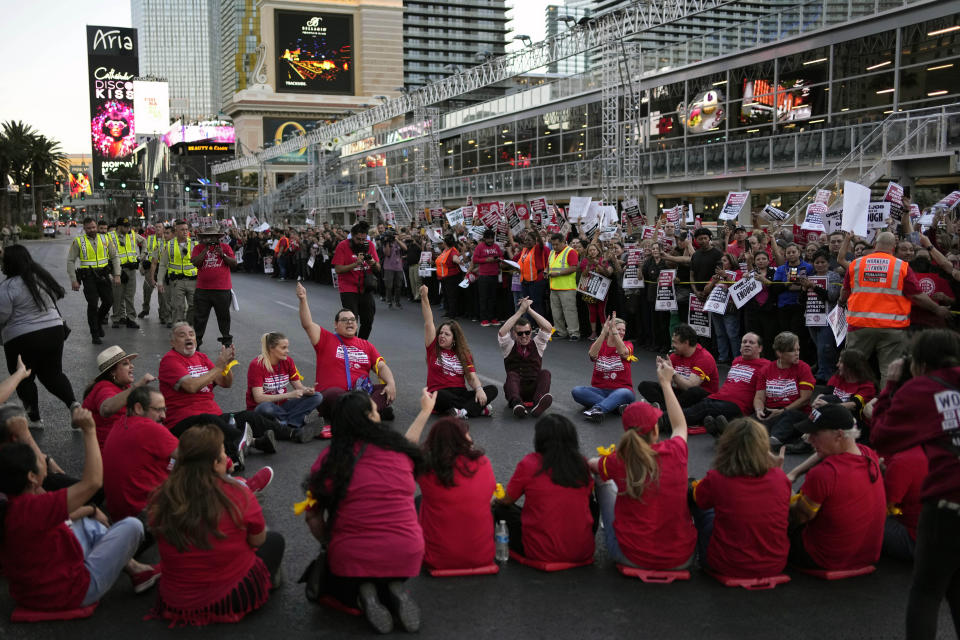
[405,393,496,571]
[786,403,886,571]
[419,284,498,418]
[305,391,426,634]
[498,296,554,418]
[246,331,324,442]
[753,331,816,450]
[0,403,78,495]
[159,323,277,466]
[81,346,156,450]
[493,414,596,565]
[572,315,635,423]
[296,282,398,423]
[102,387,178,523]
[662,332,769,435]
[690,417,791,577]
[147,424,284,626]
[589,359,697,570]
[637,323,718,409]
[0,407,159,613]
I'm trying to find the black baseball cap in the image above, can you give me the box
[796,403,856,434]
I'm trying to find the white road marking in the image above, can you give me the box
[275,301,299,311]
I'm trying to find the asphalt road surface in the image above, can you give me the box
[0,235,951,639]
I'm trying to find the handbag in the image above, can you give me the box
[53,299,71,340]
[335,334,375,394]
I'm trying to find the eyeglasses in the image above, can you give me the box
[515,330,532,336]
[338,317,358,323]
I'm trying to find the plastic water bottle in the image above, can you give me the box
[495,520,510,563]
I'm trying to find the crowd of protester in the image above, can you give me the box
[0,197,958,640]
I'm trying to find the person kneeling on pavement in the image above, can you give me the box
[572,315,635,422]
[637,323,718,409]
[499,297,554,418]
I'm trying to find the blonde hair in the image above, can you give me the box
[713,418,772,478]
[258,332,286,373]
[617,428,659,500]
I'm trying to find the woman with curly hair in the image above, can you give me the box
[148,424,285,626]
[419,284,498,418]
[405,414,495,570]
[305,390,431,634]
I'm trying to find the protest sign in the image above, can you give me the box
[622,198,644,228]
[719,191,750,221]
[529,197,547,225]
[824,204,843,234]
[599,225,619,241]
[515,202,530,221]
[804,276,828,326]
[505,202,525,235]
[581,201,602,236]
[883,182,904,207]
[567,196,592,223]
[841,181,870,236]
[477,202,503,228]
[815,189,832,205]
[445,208,464,227]
[577,271,612,301]
[730,275,762,309]
[688,295,711,338]
[622,249,644,289]
[868,202,891,229]
[827,306,847,346]
[600,205,618,227]
[655,270,678,311]
[761,204,788,223]
[801,202,827,232]
[934,191,960,211]
[703,286,730,314]
[665,205,682,224]
[263,255,274,274]
[418,251,435,277]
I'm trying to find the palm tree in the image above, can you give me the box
[0,120,38,225]
[26,134,68,220]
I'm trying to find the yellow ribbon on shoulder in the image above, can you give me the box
[293,491,317,516]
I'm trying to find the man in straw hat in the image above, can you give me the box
[190,223,237,348]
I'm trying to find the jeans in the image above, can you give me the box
[70,516,144,606]
[550,289,579,338]
[339,291,376,340]
[521,279,548,319]
[883,515,916,561]
[712,312,740,362]
[571,386,634,414]
[255,394,324,427]
[596,479,635,566]
[691,504,716,570]
[765,409,809,444]
[478,275,499,322]
[193,288,233,347]
[809,325,839,382]
[906,502,960,640]
[503,369,551,407]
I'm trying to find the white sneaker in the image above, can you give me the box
[28,418,44,430]
[447,408,468,419]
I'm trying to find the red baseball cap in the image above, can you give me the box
[621,401,662,434]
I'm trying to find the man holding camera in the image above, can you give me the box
[190,224,236,348]
[332,220,380,340]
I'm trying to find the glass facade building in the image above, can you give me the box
[218,0,260,109]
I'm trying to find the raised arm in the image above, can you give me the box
[657,358,687,441]
[66,408,103,513]
[500,297,531,337]
[404,387,438,444]
[527,299,553,333]
[420,284,435,348]
[296,282,322,345]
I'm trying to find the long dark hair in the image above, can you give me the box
[1,245,64,309]
[533,414,590,488]
[423,417,484,488]
[0,443,40,544]
[308,392,422,528]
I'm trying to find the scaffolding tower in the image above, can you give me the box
[412,105,443,220]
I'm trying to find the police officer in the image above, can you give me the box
[108,217,143,328]
[139,225,162,319]
[66,216,121,345]
[157,219,197,328]
[147,225,175,324]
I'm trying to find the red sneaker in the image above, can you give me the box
[131,566,161,594]
[245,466,274,495]
[319,424,333,439]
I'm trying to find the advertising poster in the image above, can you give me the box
[86,26,139,181]
[577,271,611,301]
[263,117,319,164]
[719,191,750,221]
[132,80,169,135]
[655,270,678,311]
[688,295,711,338]
[805,276,828,326]
[275,10,354,95]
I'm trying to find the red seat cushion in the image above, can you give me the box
[796,565,876,580]
[11,602,98,622]
[428,563,500,577]
[708,571,791,590]
[317,595,362,617]
[510,550,593,572]
[616,564,691,583]
[688,426,707,435]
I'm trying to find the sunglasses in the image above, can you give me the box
[515,330,532,336]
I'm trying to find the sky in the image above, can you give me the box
[0,1,550,157]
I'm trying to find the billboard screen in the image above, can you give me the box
[133,80,170,135]
[162,122,235,147]
[86,25,139,181]
[263,117,320,164]
[274,10,353,95]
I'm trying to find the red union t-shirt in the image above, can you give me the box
[332,239,379,294]
[159,349,223,428]
[694,468,791,577]
[711,357,769,413]
[800,444,886,569]
[757,360,815,411]
[191,242,235,289]
[426,337,475,391]
[826,374,876,408]
[82,379,126,449]
[418,455,496,569]
[0,489,90,610]
[597,436,696,569]
[505,452,595,564]
[246,356,302,410]
[473,241,503,277]
[313,328,383,391]
[670,344,719,394]
[590,341,635,390]
[154,478,265,609]
[103,414,178,521]
[883,445,927,540]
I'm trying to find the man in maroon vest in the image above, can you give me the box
[498,297,554,418]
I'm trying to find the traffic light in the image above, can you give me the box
[80,192,86,201]
[184,185,190,192]
[153,179,160,191]
[99,179,105,189]
[120,181,126,189]
[55,180,61,190]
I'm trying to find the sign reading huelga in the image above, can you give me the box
[86,25,139,182]
[274,10,353,95]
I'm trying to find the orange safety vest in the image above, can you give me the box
[518,247,540,282]
[847,251,911,329]
[436,248,457,278]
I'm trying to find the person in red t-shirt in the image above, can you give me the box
[148,424,284,626]
[881,445,926,561]
[246,331,323,440]
[405,410,496,570]
[516,229,550,319]
[573,316,635,422]
[103,387,178,521]
[332,221,380,340]
[753,331,816,449]
[787,403,886,571]
[81,345,156,449]
[638,323,718,409]
[420,284,498,418]
[0,407,158,612]
[589,360,696,570]
[190,225,236,349]
[692,417,791,577]
[296,282,398,422]
[474,229,504,326]
[494,414,596,564]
